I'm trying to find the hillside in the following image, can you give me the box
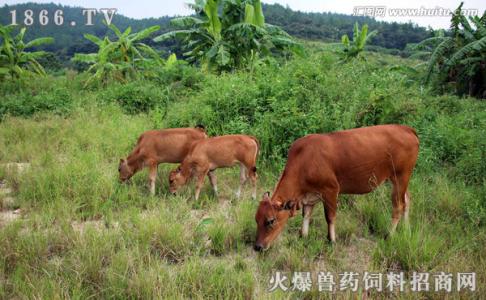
[0,2,431,63]
[0,3,173,62]
[263,4,430,49]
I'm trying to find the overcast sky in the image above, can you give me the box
[2,0,485,29]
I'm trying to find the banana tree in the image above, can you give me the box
[154,0,302,72]
[340,22,377,62]
[406,29,446,60]
[0,24,54,79]
[72,23,161,87]
[416,3,486,97]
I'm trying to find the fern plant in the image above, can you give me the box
[72,23,161,87]
[154,0,302,72]
[339,22,377,62]
[417,3,486,97]
[0,25,53,80]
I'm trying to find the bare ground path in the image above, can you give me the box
[0,163,29,227]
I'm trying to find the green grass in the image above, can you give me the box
[0,44,485,298]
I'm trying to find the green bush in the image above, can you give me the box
[0,87,73,119]
[151,61,204,90]
[98,81,168,115]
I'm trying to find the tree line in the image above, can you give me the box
[0,2,432,65]
[1,1,484,98]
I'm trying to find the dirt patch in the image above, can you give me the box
[219,200,232,217]
[71,220,120,234]
[190,209,208,220]
[1,163,31,174]
[0,209,22,227]
[339,237,376,272]
[1,196,17,209]
[0,175,21,226]
[0,186,12,196]
[313,237,376,273]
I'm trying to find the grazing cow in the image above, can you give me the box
[119,126,207,195]
[169,135,259,200]
[254,125,419,251]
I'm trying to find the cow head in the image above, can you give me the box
[254,192,297,251]
[168,166,188,194]
[195,125,208,138]
[118,158,134,182]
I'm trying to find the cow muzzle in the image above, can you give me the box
[253,243,265,252]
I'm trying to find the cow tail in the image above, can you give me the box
[250,136,260,173]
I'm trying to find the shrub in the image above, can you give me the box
[0,87,73,119]
[98,81,168,114]
[151,61,204,90]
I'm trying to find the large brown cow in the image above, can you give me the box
[254,125,419,251]
[169,134,259,200]
[119,126,207,195]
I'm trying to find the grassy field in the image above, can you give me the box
[0,45,485,298]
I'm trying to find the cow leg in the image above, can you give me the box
[390,185,401,234]
[246,140,259,200]
[390,176,409,234]
[248,165,258,200]
[301,205,314,238]
[236,163,247,199]
[148,162,158,196]
[322,188,338,243]
[403,190,411,224]
[207,170,218,196]
[194,169,208,201]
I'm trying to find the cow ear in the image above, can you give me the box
[282,200,295,211]
[120,158,125,164]
[282,200,298,217]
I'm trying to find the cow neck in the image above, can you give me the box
[180,160,193,179]
[271,172,301,205]
[126,150,144,173]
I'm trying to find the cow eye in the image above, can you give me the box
[265,218,276,228]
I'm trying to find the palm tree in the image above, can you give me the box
[417,3,486,97]
[339,22,377,62]
[0,25,54,79]
[153,0,302,72]
[72,23,161,87]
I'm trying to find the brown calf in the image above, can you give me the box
[169,134,259,200]
[254,125,419,251]
[119,126,207,195]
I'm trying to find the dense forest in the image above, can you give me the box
[0,2,432,65]
[0,3,173,65]
[264,4,431,49]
